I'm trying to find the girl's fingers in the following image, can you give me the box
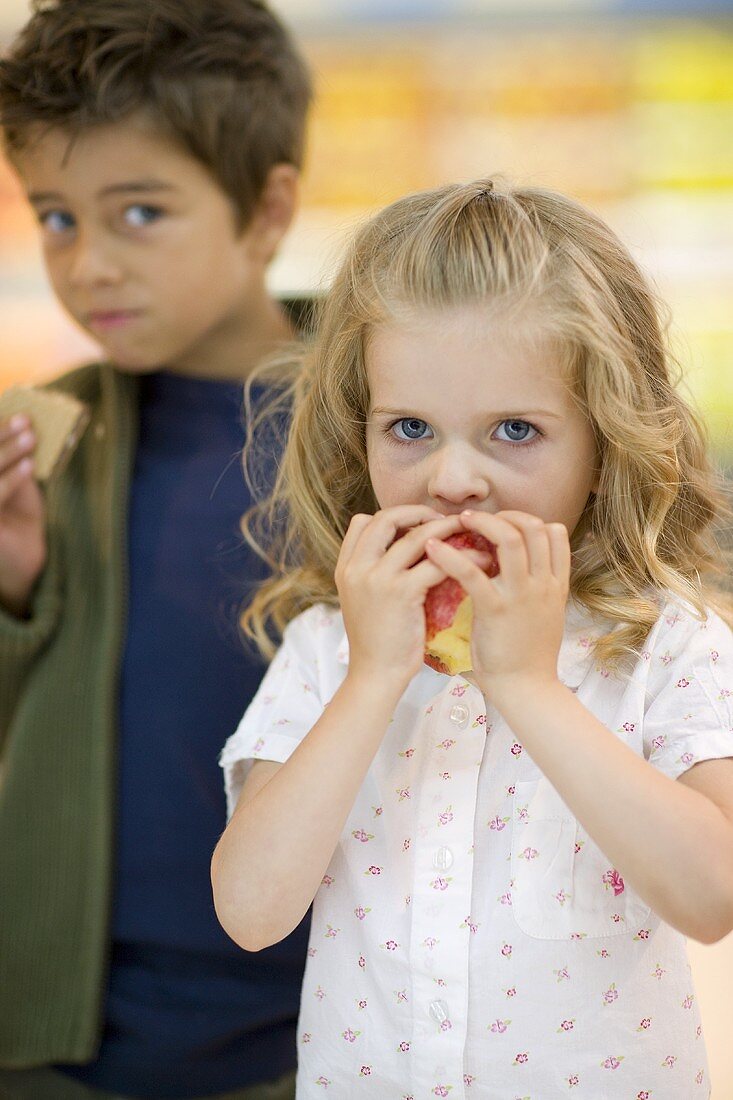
[489,510,552,576]
[424,537,496,606]
[384,514,465,571]
[337,513,373,572]
[547,522,571,581]
[346,505,446,566]
[403,556,452,594]
[339,508,570,598]
[461,509,572,581]
[458,510,529,587]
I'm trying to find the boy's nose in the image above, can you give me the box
[67,231,124,288]
[426,443,490,508]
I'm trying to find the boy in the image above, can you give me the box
[0,2,311,1098]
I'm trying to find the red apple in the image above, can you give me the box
[424,531,499,675]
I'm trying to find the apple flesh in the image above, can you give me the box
[424,531,499,675]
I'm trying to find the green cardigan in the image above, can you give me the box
[0,363,138,1066]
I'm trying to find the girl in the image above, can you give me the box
[212,179,733,1098]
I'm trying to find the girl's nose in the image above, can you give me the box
[426,443,490,507]
[67,231,124,288]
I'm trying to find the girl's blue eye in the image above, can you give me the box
[392,418,433,442]
[495,419,538,444]
[124,203,163,228]
[39,210,75,234]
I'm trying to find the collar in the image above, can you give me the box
[556,599,604,689]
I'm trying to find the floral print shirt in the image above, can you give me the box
[221,599,733,1099]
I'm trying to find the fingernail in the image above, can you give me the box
[9,414,29,431]
[461,509,473,517]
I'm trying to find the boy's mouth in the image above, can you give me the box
[86,309,143,332]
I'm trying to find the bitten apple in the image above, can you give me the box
[424,531,499,675]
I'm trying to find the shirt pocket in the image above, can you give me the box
[510,777,651,939]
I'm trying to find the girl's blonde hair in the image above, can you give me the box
[243,178,733,667]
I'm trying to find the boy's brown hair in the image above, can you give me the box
[0,0,312,226]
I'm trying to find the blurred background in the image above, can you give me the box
[1,0,732,1091]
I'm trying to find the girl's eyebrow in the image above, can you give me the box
[370,405,563,420]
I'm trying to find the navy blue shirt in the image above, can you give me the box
[60,372,308,1098]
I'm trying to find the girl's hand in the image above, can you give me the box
[0,416,47,617]
[425,509,570,701]
[336,506,468,696]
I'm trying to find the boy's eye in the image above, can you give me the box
[39,209,75,235]
[392,418,433,442]
[494,419,538,443]
[123,203,163,228]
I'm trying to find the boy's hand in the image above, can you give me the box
[425,509,570,701]
[0,416,46,617]
[336,506,465,696]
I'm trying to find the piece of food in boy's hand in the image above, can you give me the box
[424,531,499,675]
[0,386,90,481]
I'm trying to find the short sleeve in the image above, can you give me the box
[643,604,733,780]
[219,604,345,816]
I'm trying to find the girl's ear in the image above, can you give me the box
[245,163,299,264]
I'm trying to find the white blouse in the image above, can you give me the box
[221,598,733,1099]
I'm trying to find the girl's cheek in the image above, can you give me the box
[375,464,424,508]
[373,445,421,478]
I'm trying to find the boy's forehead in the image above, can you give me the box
[10,114,190,195]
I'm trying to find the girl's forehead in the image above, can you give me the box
[365,307,574,408]
[366,301,560,355]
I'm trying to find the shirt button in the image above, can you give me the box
[429,999,449,1024]
[449,703,469,727]
[433,846,454,870]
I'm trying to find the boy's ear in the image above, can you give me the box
[245,163,299,263]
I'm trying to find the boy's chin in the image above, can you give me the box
[75,321,163,374]
[87,340,162,374]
